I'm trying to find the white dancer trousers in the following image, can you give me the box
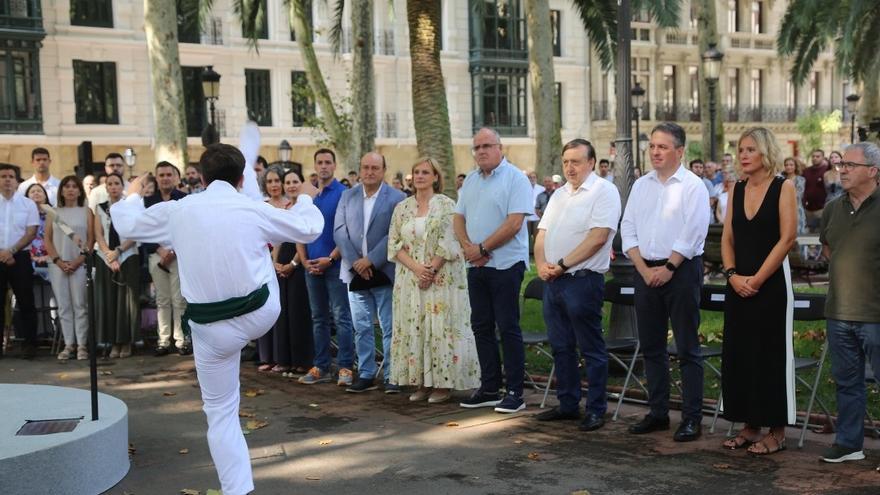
[190,281,280,495]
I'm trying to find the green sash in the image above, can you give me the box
[181,283,270,336]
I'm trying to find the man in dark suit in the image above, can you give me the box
[334,152,406,393]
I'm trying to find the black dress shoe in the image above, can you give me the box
[578,412,606,432]
[154,346,170,357]
[673,419,702,442]
[178,344,193,356]
[534,407,580,421]
[628,414,670,434]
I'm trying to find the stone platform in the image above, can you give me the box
[0,384,129,495]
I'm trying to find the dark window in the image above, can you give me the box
[726,67,740,121]
[181,66,206,137]
[245,69,272,126]
[242,0,269,40]
[0,41,43,133]
[550,10,560,57]
[70,0,113,28]
[0,0,44,31]
[73,60,118,124]
[290,0,313,41]
[555,82,562,128]
[471,0,526,56]
[750,0,763,34]
[662,65,676,119]
[727,0,739,32]
[471,68,527,136]
[291,71,314,127]
[177,0,200,43]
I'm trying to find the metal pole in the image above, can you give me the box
[86,251,98,421]
[851,114,856,143]
[634,108,641,171]
[709,79,717,162]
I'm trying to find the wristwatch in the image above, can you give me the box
[478,243,490,258]
[664,261,678,272]
[724,267,737,279]
[557,258,569,271]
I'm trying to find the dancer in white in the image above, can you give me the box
[112,124,323,494]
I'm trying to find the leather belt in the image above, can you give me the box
[644,259,669,267]
[561,268,599,278]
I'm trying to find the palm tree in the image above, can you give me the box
[777,0,880,127]
[144,0,189,168]
[693,0,723,161]
[526,0,562,178]
[406,1,457,198]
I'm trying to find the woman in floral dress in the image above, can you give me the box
[388,158,480,403]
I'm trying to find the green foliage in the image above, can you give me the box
[290,72,353,149]
[797,110,842,153]
[685,141,703,163]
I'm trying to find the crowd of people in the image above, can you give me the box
[1,121,879,493]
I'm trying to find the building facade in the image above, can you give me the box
[0,0,852,178]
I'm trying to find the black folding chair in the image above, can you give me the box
[604,280,646,421]
[520,277,555,408]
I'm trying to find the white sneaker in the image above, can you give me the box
[57,346,75,360]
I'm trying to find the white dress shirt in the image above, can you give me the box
[538,172,621,274]
[340,183,383,284]
[1,193,40,251]
[111,181,324,305]
[88,180,129,212]
[621,164,710,260]
[17,175,60,206]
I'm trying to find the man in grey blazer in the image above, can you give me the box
[334,152,406,393]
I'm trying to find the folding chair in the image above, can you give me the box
[520,277,555,408]
[866,364,880,439]
[792,292,833,448]
[604,280,646,421]
[696,284,727,433]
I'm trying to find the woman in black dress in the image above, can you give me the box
[720,127,797,455]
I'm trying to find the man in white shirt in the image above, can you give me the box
[621,122,710,442]
[88,153,128,211]
[112,139,323,495]
[533,139,621,432]
[17,147,60,206]
[1,164,40,358]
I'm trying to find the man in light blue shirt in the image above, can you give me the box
[454,127,533,414]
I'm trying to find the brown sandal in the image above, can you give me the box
[747,431,786,456]
[722,433,756,450]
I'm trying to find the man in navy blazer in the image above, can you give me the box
[334,152,406,393]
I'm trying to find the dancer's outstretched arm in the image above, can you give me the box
[110,174,173,245]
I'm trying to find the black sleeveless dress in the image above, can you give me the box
[721,176,795,426]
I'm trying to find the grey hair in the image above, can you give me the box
[651,122,687,148]
[260,164,286,195]
[476,127,502,145]
[845,142,880,168]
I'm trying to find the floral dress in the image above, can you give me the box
[387,194,480,390]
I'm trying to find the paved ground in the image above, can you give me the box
[2,352,879,495]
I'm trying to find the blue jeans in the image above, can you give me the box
[305,264,354,372]
[467,262,526,396]
[543,272,608,416]
[827,318,880,450]
[349,285,394,381]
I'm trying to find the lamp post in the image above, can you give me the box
[702,43,724,162]
[123,148,136,180]
[638,132,649,173]
[278,140,292,164]
[201,65,221,146]
[632,82,646,171]
[846,93,861,143]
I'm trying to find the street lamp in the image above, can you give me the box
[638,132,649,172]
[632,81,646,171]
[846,93,860,143]
[201,65,221,146]
[702,43,724,162]
[123,148,136,180]
[278,140,292,163]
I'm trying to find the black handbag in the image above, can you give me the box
[348,268,392,291]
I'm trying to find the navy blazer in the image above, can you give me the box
[333,182,406,282]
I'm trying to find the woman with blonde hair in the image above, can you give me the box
[782,156,807,234]
[720,127,797,455]
[387,157,480,403]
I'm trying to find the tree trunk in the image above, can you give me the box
[290,0,353,168]
[350,0,376,170]
[695,0,724,162]
[860,77,880,144]
[144,0,188,167]
[525,0,562,178]
[406,1,457,198]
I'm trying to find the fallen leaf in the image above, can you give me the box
[163,391,177,397]
[58,373,69,380]
[445,422,460,427]
[180,490,200,495]
[571,491,591,495]
[308,403,320,408]
[513,440,524,444]
[305,476,321,481]
[245,419,269,431]
[527,452,540,460]
[9,368,14,372]
[206,491,221,495]
[179,448,189,455]
[238,411,256,418]
[319,439,333,446]
[100,370,113,376]
[713,463,731,470]
[243,389,265,398]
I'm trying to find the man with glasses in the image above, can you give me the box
[88,153,129,211]
[819,142,880,466]
[455,127,533,413]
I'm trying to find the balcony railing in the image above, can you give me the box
[0,0,43,33]
[376,29,394,56]
[590,102,840,125]
[377,112,397,138]
[727,32,776,51]
[200,17,223,45]
[591,100,609,121]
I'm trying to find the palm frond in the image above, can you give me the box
[233,0,266,52]
[197,0,215,34]
[634,0,681,28]
[570,0,617,72]
[328,0,346,55]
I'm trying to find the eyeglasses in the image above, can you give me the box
[471,143,500,154]
[835,161,877,172]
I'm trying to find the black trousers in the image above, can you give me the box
[633,256,704,422]
[1,251,37,347]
